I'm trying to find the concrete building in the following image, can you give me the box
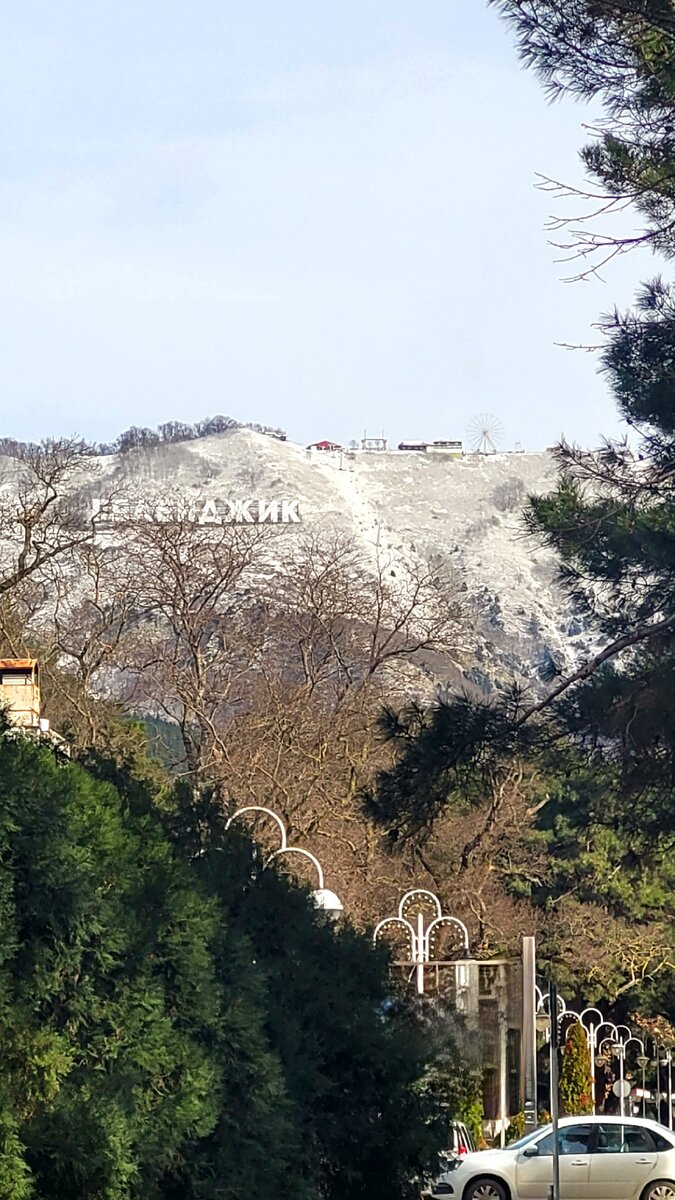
[0,659,41,728]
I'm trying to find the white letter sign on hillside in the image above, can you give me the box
[197,499,220,524]
[91,492,302,526]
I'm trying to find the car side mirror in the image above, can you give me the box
[523,1145,540,1158]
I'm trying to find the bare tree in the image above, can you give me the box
[118,507,273,774]
[0,438,100,597]
[34,542,143,744]
[269,532,467,701]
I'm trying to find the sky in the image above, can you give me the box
[0,1,659,452]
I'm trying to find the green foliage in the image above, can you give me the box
[505,1111,525,1145]
[0,734,226,1198]
[164,790,444,1200]
[489,2,675,263]
[0,737,297,1198]
[364,691,540,839]
[365,0,675,1018]
[0,738,442,1200]
[405,1000,484,1149]
[559,1025,594,1117]
[416,1041,484,1146]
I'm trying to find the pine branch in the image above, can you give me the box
[516,610,675,727]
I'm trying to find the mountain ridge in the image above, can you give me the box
[77,427,590,690]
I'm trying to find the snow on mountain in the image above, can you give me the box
[81,428,591,691]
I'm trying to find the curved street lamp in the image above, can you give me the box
[373,889,470,995]
[658,1047,674,1131]
[622,1036,648,1119]
[595,1030,635,1119]
[555,1007,618,1114]
[225,805,344,919]
[535,987,642,1115]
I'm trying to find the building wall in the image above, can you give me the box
[0,669,40,727]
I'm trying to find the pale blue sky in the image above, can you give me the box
[0,1,654,450]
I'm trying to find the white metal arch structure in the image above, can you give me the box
[224,805,343,918]
[425,916,470,960]
[224,805,287,848]
[267,845,325,888]
[536,988,568,1019]
[534,985,646,1115]
[373,888,470,995]
[535,985,622,1113]
[399,888,444,918]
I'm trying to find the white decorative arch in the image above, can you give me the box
[267,845,325,889]
[225,805,287,849]
[373,889,471,995]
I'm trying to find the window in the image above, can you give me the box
[537,1125,593,1156]
[594,1125,657,1154]
[509,1128,547,1151]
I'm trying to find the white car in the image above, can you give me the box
[428,1114,675,1200]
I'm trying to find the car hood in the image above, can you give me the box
[443,1149,513,1177]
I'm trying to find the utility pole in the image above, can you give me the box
[497,964,508,1148]
[549,981,561,1200]
[521,937,537,1133]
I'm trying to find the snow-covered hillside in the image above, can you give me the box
[78,428,592,691]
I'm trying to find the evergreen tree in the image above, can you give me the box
[559,1025,594,1117]
[490,1,675,271]
[0,731,294,1200]
[364,0,675,1012]
[164,790,444,1200]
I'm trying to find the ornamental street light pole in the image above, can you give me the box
[623,1037,647,1119]
[536,990,612,1115]
[596,1030,633,1118]
[579,1009,609,1114]
[557,1008,618,1115]
[548,981,561,1200]
[225,805,344,918]
[535,985,647,1118]
[649,1041,664,1125]
[612,1040,627,1118]
[373,889,470,996]
[660,1049,673,1131]
[637,1052,649,1119]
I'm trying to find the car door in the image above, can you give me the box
[455,1123,475,1156]
[515,1123,593,1199]
[587,1124,658,1200]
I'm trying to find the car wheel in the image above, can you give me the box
[643,1184,675,1200]
[464,1179,509,1200]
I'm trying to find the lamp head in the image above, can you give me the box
[312,887,344,920]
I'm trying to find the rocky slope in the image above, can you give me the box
[77,428,592,692]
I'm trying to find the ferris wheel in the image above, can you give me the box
[466,413,504,454]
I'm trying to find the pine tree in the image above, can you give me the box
[363,0,675,1011]
[490,1,675,273]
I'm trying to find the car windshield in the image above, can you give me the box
[508,1126,552,1151]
